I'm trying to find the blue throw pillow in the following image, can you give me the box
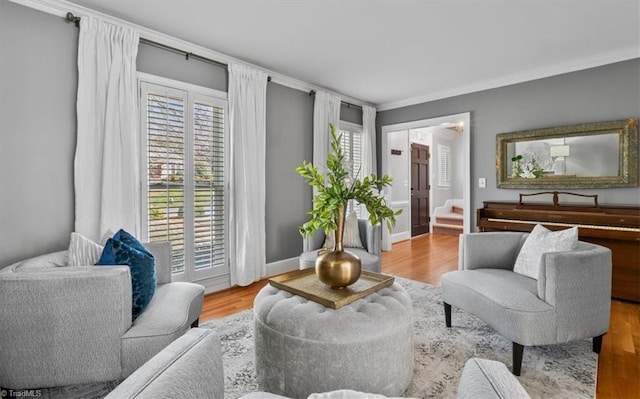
[113,229,153,257]
[97,237,157,320]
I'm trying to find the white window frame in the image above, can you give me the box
[138,72,230,287]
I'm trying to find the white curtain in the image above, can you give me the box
[75,16,140,242]
[360,105,378,217]
[228,63,268,286]
[313,91,341,190]
[361,105,377,178]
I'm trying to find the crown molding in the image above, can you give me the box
[377,47,640,112]
[10,0,372,109]
[16,0,630,113]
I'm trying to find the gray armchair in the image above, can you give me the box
[0,241,204,389]
[441,232,612,375]
[299,219,382,272]
[105,328,224,399]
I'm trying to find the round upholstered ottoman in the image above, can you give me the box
[253,282,413,398]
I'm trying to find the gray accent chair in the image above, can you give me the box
[299,219,382,272]
[441,232,612,375]
[0,241,204,389]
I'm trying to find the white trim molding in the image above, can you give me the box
[201,257,300,294]
[391,231,411,243]
[381,112,472,239]
[377,46,640,111]
[389,200,410,245]
[266,257,299,277]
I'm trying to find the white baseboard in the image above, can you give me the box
[391,231,411,243]
[201,274,232,295]
[266,256,299,277]
[200,257,298,295]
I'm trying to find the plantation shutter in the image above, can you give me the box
[339,127,363,217]
[142,80,228,278]
[352,131,362,179]
[146,91,186,273]
[193,100,226,271]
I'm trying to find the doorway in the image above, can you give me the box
[381,112,471,250]
[411,143,430,236]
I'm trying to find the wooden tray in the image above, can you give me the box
[268,269,395,309]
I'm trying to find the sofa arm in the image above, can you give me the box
[302,229,326,253]
[458,232,526,270]
[0,265,132,388]
[358,219,381,256]
[105,328,224,399]
[538,242,612,340]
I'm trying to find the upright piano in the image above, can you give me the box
[477,192,640,303]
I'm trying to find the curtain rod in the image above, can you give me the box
[308,90,363,110]
[66,12,271,82]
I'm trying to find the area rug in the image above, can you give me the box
[35,277,596,398]
[205,277,597,399]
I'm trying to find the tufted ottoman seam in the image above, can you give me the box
[255,316,412,344]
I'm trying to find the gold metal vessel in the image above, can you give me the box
[315,204,361,289]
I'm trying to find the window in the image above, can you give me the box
[140,75,228,285]
[438,144,452,187]
[339,121,363,216]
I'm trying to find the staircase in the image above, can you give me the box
[433,204,464,236]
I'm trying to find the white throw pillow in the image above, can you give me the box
[323,211,364,249]
[99,229,115,245]
[67,232,104,266]
[513,224,578,279]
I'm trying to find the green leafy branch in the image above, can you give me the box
[296,123,401,237]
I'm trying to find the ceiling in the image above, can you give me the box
[66,0,639,109]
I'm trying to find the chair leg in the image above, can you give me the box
[444,302,452,327]
[191,318,199,328]
[593,334,604,354]
[512,342,524,376]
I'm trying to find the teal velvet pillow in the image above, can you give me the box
[97,233,157,320]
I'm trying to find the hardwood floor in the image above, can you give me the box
[200,233,639,398]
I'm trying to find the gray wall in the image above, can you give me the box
[340,103,363,125]
[266,83,314,262]
[137,42,227,91]
[377,59,640,229]
[0,1,78,266]
[0,1,315,266]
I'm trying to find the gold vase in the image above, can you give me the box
[315,203,362,289]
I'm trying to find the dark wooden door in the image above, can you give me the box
[411,143,430,236]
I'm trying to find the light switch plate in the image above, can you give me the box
[478,177,486,188]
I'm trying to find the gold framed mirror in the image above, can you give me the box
[496,118,638,189]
